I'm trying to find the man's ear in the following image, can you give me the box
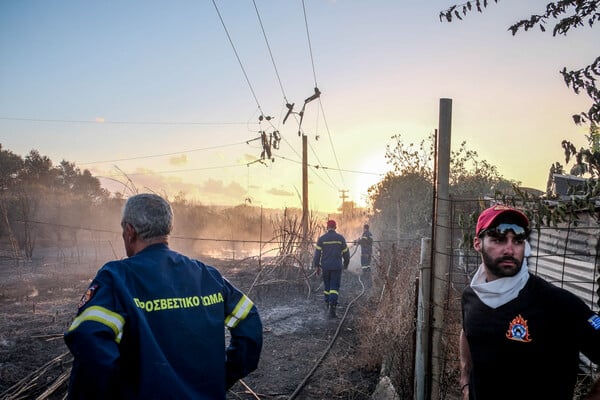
[473,236,482,252]
[125,223,137,242]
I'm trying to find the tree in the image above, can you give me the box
[440,1,599,127]
[440,1,600,227]
[55,160,79,191]
[21,149,55,187]
[368,134,516,242]
[0,144,24,190]
[72,169,107,200]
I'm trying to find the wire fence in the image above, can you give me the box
[2,200,599,399]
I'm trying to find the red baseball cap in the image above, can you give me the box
[327,220,337,229]
[476,205,529,236]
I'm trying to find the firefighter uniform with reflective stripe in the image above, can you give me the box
[64,243,263,400]
[357,229,373,268]
[313,229,350,306]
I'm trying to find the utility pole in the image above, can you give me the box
[339,189,348,222]
[282,87,320,265]
[302,134,308,247]
[429,98,452,399]
[339,189,348,203]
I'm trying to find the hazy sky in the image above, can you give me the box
[0,1,596,213]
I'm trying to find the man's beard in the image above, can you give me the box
[481,248,523,278]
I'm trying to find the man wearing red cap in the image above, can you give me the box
[459,204,600,399]
[313,219,350,318]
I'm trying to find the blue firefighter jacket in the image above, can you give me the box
[313,229,350,270]
[358,230,373,256]
[64,243,263,400]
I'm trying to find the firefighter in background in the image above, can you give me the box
[64,193,263,399]
[355,224,373,267]
[313,219,350,318]
[354,224,374,289]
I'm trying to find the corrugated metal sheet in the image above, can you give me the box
[528,213,600,313]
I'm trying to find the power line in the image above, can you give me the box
[301,0,318,87]
[298,1,346,189]
[272,153,384,176]
[212,0,266,119]
[96,160,270,179]
[93,154,384,182]
[318,99,346,188]
[252,0,289,104]
[79,138,260,165]
[0,116,254,126]
[308,138,340,191]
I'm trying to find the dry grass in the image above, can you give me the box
[353,244,421,399]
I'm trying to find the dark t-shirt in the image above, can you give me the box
[462,274,600,400]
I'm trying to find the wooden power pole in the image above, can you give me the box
[302,133,308,247]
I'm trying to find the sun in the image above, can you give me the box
[350,151,390,207]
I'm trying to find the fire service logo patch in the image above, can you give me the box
[78,284,99,309]
[506,314,532,342]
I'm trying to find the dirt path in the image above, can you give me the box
[0,258,378,400]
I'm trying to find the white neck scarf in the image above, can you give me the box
[469,241,531,309]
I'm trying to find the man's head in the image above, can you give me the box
[364,224,369,230]
[475,204,529,238]
[473,205,530,280]
[121,193,173,256]
[327,220,337,230]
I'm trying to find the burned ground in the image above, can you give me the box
[0,251,380,400]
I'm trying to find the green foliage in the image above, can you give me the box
[0,145,107,200]
[0,144,24,190]
[369,134,516,242]
[384,134,434,180]
[22,150,54,186]
[439,1,600,261]
[369,171,433,240]
[440,1,599,130]
[562,126,600,178]
[0,145,109,256]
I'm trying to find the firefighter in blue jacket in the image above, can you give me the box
[354,224,374,289]
[313,219,350,318]
[64,193,263,400]
[354,224,373,269]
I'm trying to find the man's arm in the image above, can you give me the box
[64,276,124,399]
[459,329,471,400]
[224,282,263,390]
[584,377,600,400]
[342,239,350,268]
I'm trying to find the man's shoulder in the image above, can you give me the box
[526,274,581,302]
[334,232,347,241]
[318,231,344,241]
[99,259,128,273]
[528,274,562,291]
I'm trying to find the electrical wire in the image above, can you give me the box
[301,0,318,87]
[0,116,256,126]
[78,138,260,165]
[318,100,346,188]
[252,0,290,104]
[299,0,346,192]
[211,0,266,118]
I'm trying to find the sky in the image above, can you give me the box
[0,1,597,213]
